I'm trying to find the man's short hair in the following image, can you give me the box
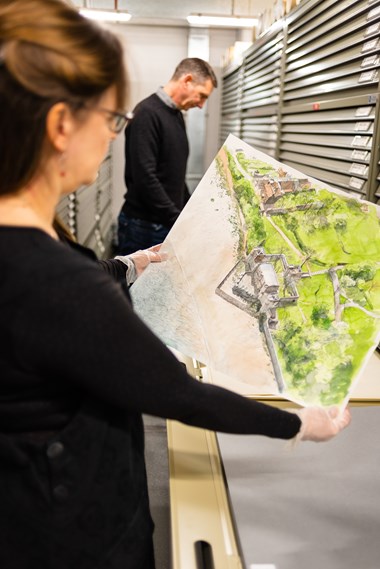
[172,58,218,88]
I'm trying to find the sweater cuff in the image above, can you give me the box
[114,255,138,285]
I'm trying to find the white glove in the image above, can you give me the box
[128,244,166,277]
[115,244,166,284]
[296,405,351,442]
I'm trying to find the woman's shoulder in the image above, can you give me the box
[0,226,101,285]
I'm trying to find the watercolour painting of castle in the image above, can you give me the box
[131,134,380,408]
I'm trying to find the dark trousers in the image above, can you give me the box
[117,212,170,255]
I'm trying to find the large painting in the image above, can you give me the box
[131,135,380,407]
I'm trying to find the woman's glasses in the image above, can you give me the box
[98,108,134,134]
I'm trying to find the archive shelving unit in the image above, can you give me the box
[56,151,114,258]
[220,0,380,204]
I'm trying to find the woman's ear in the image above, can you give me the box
[45,102,73,153]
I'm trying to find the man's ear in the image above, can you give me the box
[183,73,193,86]
[45,102,74,153]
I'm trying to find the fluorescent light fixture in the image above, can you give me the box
[187,14,258,28]
[79,8,131,23]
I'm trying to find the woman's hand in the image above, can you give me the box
[296,405,351,442]
[128,244,166,277]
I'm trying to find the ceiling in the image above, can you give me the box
[72,0,272,24]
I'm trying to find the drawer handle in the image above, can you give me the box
[194,540,215,569]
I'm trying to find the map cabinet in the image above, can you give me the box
[221,0,380,205]
[168,352,380,569]
[57,150,114,259]
[166,12,380,561]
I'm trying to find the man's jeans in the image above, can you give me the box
[116,212,170,255]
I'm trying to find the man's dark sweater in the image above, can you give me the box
[121,93,190,228]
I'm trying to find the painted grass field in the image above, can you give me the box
[225,147,380,406]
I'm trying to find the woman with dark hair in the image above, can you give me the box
[0,1,350,567]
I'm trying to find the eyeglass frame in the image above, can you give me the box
[97,108,134,134]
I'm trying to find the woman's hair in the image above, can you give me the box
[0,0,128,195]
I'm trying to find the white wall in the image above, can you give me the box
[206,28,240,165]
[108,23,238,219]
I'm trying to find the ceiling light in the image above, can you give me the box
[79,9,132,23]
[187,14,258,28]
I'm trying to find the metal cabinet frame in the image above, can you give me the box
[221,0,380,204]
